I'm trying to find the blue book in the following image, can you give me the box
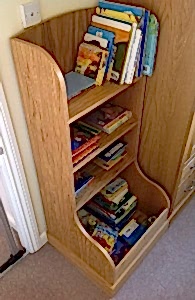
[88,25,115,74]
[121,224,147,246]
[98,0,144,17]
[64,71,95,100]
[143,15,159,76]
[136,9,150,77]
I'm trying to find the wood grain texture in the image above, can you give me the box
[11,38,115,284]
[121,162,170,216]
[11,6,172,292]
[137,0,195,200]
[16,8,95,74]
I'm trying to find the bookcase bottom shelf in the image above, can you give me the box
[48,162,170,296]
[48,209,169,296]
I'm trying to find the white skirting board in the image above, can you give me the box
[0,82,47,253]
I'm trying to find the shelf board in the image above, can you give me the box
[73,116,138,173]
[76,154,135,211]
[68,78,140,124]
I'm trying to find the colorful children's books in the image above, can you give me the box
[119,210,148,246]
[91,15,132,83]
[98,0,144,18]
[100,177,128,203]
[64,71,95,100]
[87,26,115,74]
[125,28,142,84]
[96,6,138,24]
[80,103,132,134]
[72,143,98,165]
[92,223,118,253]
[74,170,94,195]
[70,123,100,157]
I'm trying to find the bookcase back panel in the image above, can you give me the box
[16,8,95,73]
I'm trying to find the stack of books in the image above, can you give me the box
[71,123,100,165]
[78,177,153,265]
[94,140,127,170]
[79,103,132,134]
[65,0,159,99]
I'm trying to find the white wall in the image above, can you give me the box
[0,0,97,234]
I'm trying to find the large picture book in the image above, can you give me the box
[75,42,108,86]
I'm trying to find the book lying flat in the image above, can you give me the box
[70,123,100,157]
[80,103,132,134]
[64,71,95,100]
[74,170,94,195]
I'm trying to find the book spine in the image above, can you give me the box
[103,114,130,134]
[92,15,131,32]
[125,29,142,84]
[103,110,132,129]
[72,135,100,157]
[136,9,150,77]
[120,23,137,85]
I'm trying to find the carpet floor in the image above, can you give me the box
[0,218,10,265]
[0,196,195,300]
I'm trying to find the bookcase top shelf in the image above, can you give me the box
[68,78,140,124]
[72,115,138,173]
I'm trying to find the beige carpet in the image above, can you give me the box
[0,219,10,265]
[0,196,195,300]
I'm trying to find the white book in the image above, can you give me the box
[125,29,142,84]
[120,23,137,85]
[92,15,131,32]
[84,33,108,49]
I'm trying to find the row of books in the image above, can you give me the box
[78,177,156,265]
[71,103,132,166]
[74,139,127,196]
[65,0,159,100]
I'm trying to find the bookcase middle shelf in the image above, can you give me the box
[72,115,138,173]
[68,78,140,124]
[75,154,135,211]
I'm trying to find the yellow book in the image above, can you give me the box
[96,7,137,24]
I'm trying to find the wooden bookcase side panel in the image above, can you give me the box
[11,38,75,241]
[121,162,170,217]
[11,38,116,284]
[16,8,95,74]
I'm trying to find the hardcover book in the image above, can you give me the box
[70,123,100,157]
[92,223,118,253]
[88,26,115,74]
[74,170,94,195]
[75,42,108,86]
[80,103,132,134]
[64,71,95,100]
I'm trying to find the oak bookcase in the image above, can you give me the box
[11,7,170,296]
